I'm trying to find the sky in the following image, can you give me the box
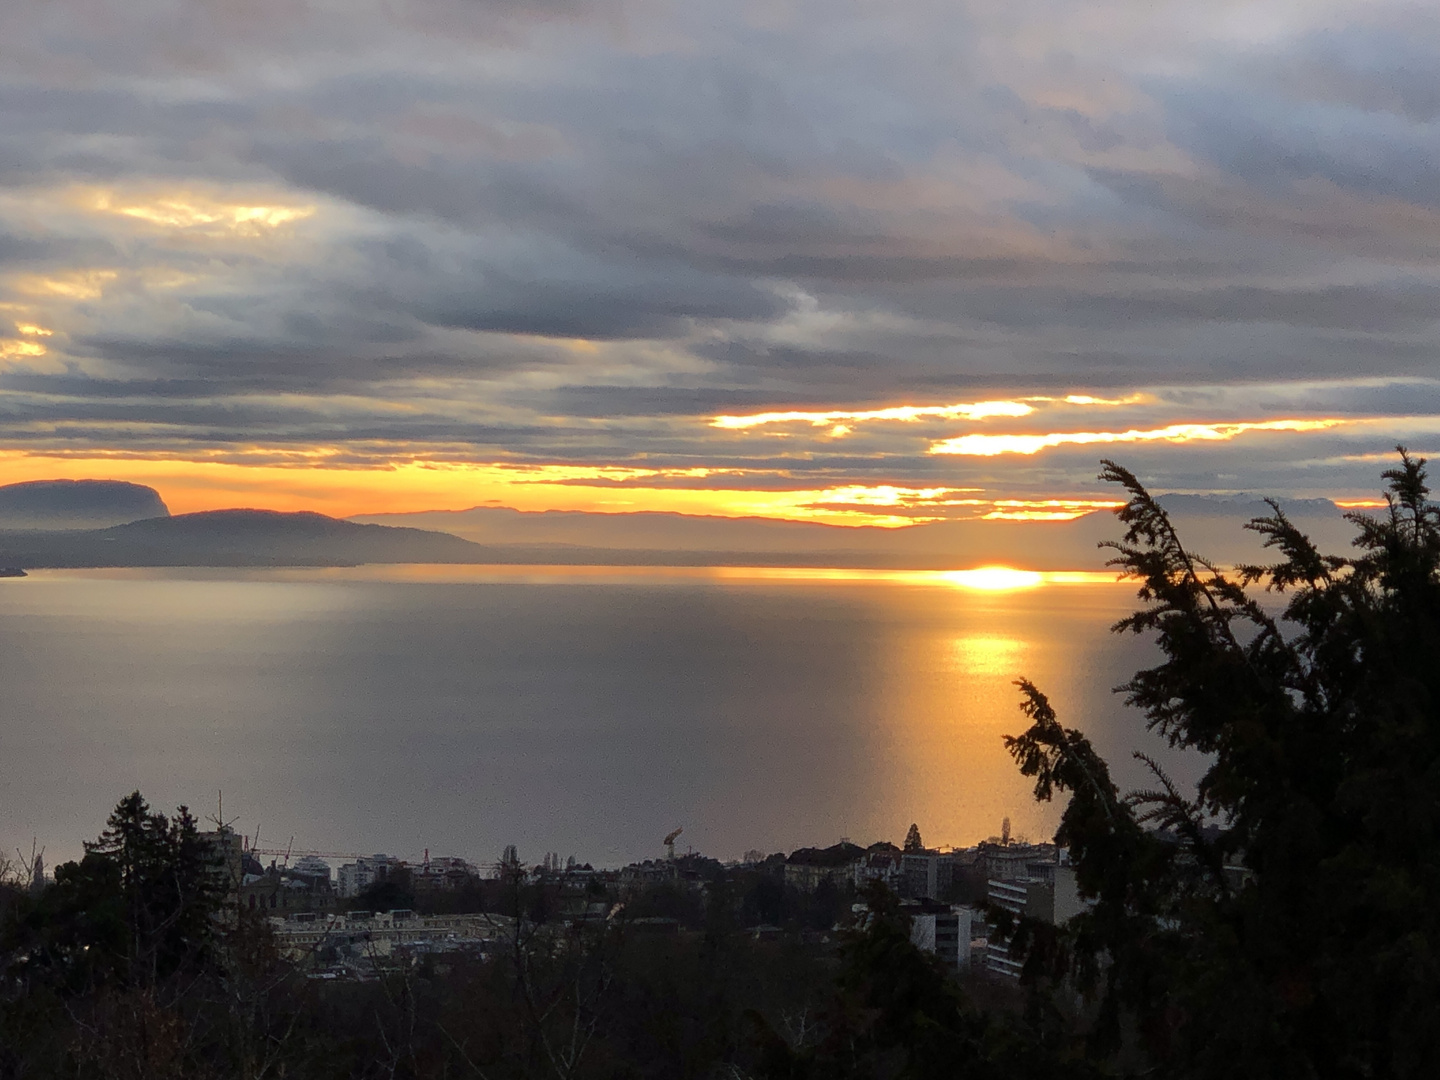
[3,0,1440,526]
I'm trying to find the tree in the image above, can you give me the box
[1004,450,1440,1078]
[746,880,1092,1080]
[353,867,415,914]
[83,791,222,985]
[903,823,925,853]
[7,792,223,994]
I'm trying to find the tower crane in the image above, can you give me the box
[663,827,683,861]
[248,847,369,861]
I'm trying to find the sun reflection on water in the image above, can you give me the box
[952,634,1029,677]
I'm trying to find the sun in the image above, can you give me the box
[945,567,1044,591]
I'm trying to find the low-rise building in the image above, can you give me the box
[410,855,480,892]
[784,841,866,891]
[337,854,403,898]
[904,900,975,970]
[900,850,959,900]
[977,841,1057,882]
[983,850,1088,979]
[268,909,515,964]
[291,855,331,886]
[241,863,338,915]
[853,845,904,891]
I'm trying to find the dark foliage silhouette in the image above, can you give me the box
[1004,449,1440,1078]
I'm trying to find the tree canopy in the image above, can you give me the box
[10,792,222,995]
[1004,448,1440,1078]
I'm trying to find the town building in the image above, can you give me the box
[784,841,866,891]
[977,841,1058,882]
[411,855,478,893]
[983,849,1087,979]
[268,910,516,967]
[852,843,904,891]
[241,857,338,915]
[900,849,960,900]
[336,854,404,898]
[904,900,975,970]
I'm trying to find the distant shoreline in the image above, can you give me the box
[15,563,1129,585]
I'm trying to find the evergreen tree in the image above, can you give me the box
[11,792,224,992]
[84,791,220,984]
[904,823,925,853]
[1004,450,1440,1078]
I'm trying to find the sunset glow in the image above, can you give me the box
[930,420,1347,457]
[944,567,1045,590]
[0,339,47,359]
[81,186,318,233]
[711,399,1034,430]
[0,451,1094,527]
[979,500,1125,521]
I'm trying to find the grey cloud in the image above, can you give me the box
[0,231,115,266]
[1166,89,1440,207]
[401,253,787,340]
[544,385,826,418]
[1259,25,1440,123]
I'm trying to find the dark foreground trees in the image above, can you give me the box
[4,792,222,994]
[1004,449,1440,1078]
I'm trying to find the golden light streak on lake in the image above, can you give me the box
[951,634,1029,677]
[143,564,1121,587]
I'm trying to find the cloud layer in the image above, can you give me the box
[3,0,1440,518]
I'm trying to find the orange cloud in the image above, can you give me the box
[711,393,1154,433]
[0,339,47,359]
[930,419,1345,456]
[0,452,960,527]
[75,185,317,234]
[711,399,1034,429]
[980,499,1124,520]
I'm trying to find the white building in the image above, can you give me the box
[983,852,1089,979]
[337,854,402,898]
[908,904,975,970]
[292,855,331,885]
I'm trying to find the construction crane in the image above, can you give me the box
[663,827,683,861]
[248,847,368,861]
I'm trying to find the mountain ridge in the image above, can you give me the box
[0,479,169,530]
[0,508,487,568]
[0,486,1371,570]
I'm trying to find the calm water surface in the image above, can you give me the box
[0,566,1189,867]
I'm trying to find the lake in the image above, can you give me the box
[0,566,1187,870]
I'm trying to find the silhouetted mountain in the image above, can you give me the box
[0,494,1370,571]
[355,495,1362,570]
[0,509,488,568]
[0,479,169,530]
[1153,493,1340,517]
